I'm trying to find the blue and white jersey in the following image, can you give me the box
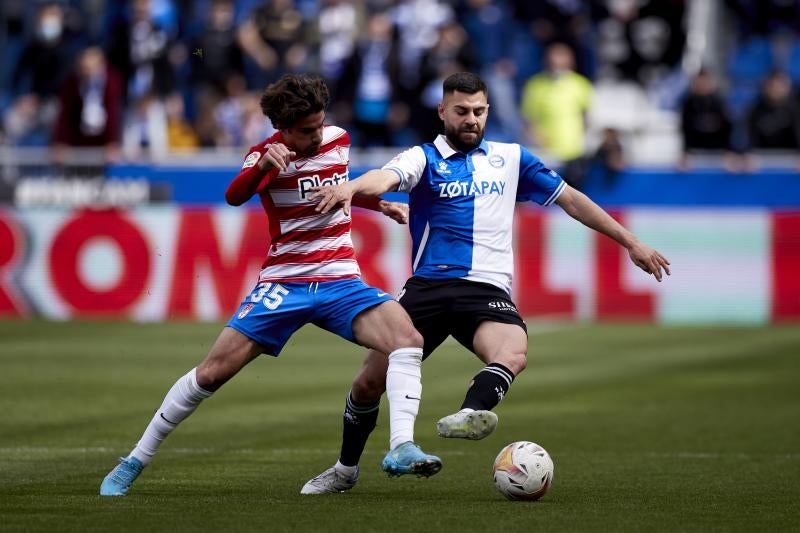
[384,135,566,293]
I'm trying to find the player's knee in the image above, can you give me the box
[497,352,527,376]
[195,360,231,392]
[510,354,527,376]
[410,328,425,349]
[394,327,424,351]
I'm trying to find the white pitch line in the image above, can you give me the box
[644,452,800,460]
[1,448,796,459]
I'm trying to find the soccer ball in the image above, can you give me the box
[492,441,554,501]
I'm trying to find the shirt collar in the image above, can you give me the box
[433,134,489,158]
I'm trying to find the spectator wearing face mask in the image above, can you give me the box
[53,46,124,163]
[4,2,74,145]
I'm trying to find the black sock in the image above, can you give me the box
[339,392,379,467]
[460,363,515,411]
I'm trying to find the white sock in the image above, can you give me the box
[386,347,423,450]
[129,368,213,465]
[334,460,357,476]
[459,408,475,414]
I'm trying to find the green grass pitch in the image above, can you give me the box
[1,321,798,532]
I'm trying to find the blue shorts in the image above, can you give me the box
[226,278,394,356]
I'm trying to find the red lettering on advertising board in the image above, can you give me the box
[594,212,655,320]
[167,208,269,318]
[771,212,800,320]
[50,209,150,315]
[0,211,28,317]
[351,211,390,291]
[514,210,576,318]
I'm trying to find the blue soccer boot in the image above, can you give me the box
[381,441,442,477]
[100,456,145,496]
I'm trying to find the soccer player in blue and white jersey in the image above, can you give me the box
[302,72,670,494]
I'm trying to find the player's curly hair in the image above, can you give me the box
[259,74,330,130]
[443,72,488,98]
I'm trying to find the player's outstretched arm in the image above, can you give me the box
[348,196,408,224]
[555,185,671,281]
[312,169,400,215]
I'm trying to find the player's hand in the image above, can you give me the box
[379,200,408,224]
[260,142,295,171]
[311,182,355,215]
[628,242,671,282]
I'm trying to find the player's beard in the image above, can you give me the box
[444,122,484,153]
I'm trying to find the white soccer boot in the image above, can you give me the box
[300,465,359,494]
[436,409,498,440]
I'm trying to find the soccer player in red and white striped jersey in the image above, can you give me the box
[227,121,387,282]
[100,75,440,497]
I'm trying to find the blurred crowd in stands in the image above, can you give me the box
[1,0,799,175]
[681,0,800,170]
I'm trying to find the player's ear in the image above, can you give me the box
[437,102,445,120]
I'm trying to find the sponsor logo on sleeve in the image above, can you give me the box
[242,152,261,169]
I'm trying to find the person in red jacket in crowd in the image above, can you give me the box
[52,46,124,163]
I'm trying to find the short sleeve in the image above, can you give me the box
[516,146,566,206]
[382,146,427,192]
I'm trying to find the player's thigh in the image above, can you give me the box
[447,280,528,371]
[227,280,313,356]
[311,278,406,349]
[197,280,317,390]
[450,319,527,372]
[471,321,528,373]
[352,299,423,354]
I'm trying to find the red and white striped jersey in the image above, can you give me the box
[236,125,360,283]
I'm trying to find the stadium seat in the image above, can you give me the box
[727,37,774,82]
[784,42,800,82]
[727,82,759,119]
[589,81,649,132]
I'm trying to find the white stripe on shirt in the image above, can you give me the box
[270,233,353,255]
[279,209,349,234]
[259,259,360,280]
